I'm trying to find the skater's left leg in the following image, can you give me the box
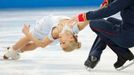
[20,42,38,52]
[97,31,134,70]
[107,41,134,69]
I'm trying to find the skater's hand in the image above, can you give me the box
[68,13,87,28]
[22,24,30,35]
[100,0,109,8]
[67,16,78,28]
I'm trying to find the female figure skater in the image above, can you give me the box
[3,15,89,60]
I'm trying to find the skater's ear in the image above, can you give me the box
[62,36,81,52]
[62,41,81,52]
[76,42,81,49]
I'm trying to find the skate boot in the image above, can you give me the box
[84,56,99,71]
[114,51,134,71]
[3,47,20,60]
[114,56,127,69]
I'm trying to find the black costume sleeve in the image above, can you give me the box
[86,0,131,20]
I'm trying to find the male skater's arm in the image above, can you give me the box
[73,0,131,22]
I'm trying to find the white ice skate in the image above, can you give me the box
[3,47,20,60]
[116,59,134,71]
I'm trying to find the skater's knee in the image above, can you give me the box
[90,21,99,32]
[90,19,107,31]
[107,17,121,25]
[24,36,30,41]
[90,20,99,29]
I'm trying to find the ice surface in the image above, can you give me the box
[0,8,134,75]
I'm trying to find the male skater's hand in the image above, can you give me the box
[100,0,109,8]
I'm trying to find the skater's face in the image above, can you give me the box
[59,31,80,52]
[59,31,75,50]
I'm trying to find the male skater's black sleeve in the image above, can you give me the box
[86,0,131,20]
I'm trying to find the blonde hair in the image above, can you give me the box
[62,30,81,52]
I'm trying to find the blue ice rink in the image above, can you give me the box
[0,8,134,75]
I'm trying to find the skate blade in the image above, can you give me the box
[0,47,9,52]
[3,55,9,60]
[85,66,92,71]
[116,59,134,71]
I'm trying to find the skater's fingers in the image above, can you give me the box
[28,25,30,28]
[68,17,78,28]
[22,25,30,34]
[70,16,77,22]
[23,25,27,30]
[23,24,30,28]
[24,25,30,30]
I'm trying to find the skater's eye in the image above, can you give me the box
[60,41,65,44]
[62,42,65,44]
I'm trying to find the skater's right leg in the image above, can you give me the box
[3,42,38,60]
[3,36,31,60]
[84,36,107,69]
[12,36,31,50]
[84,19,115,70]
